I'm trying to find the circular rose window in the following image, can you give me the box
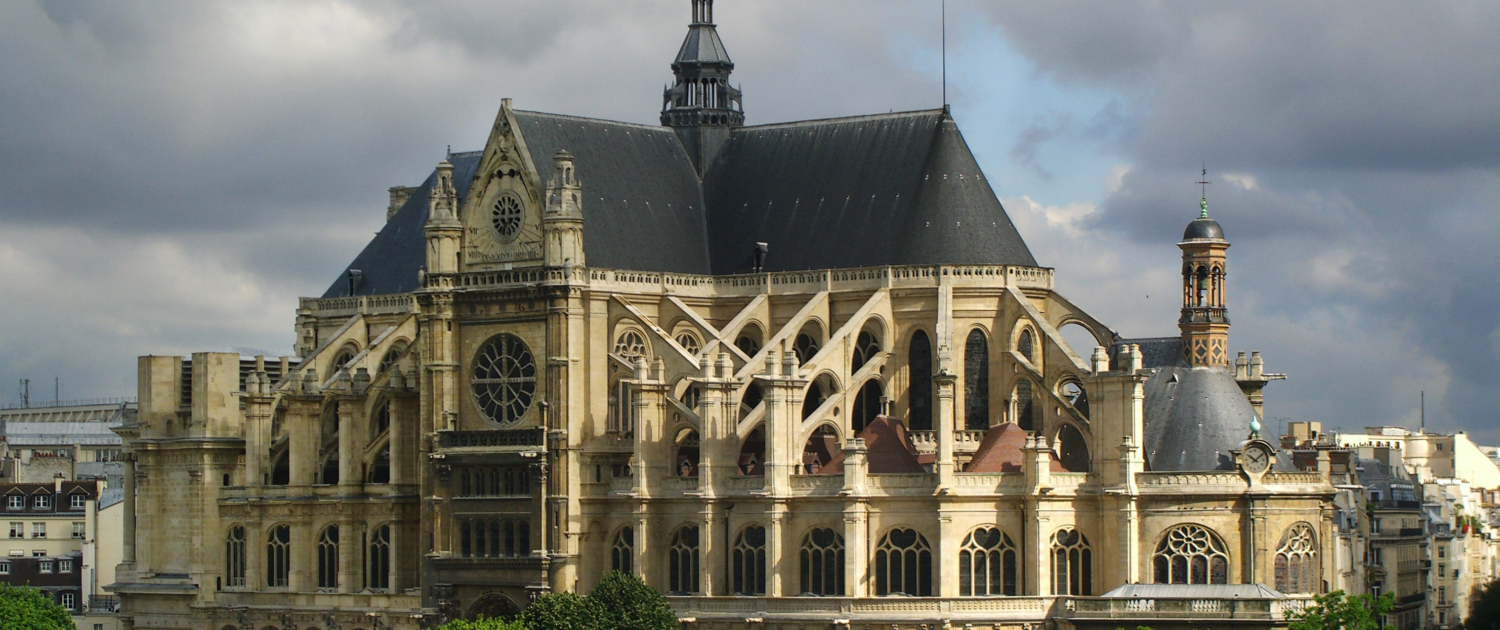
[491,192,524,242]
[471,333,536,425]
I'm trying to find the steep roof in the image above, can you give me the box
[323,109,1037,296]
[1141,365,1258,472]
[964,422,1064,473]
[858,415,925,474]
[675,24,732,66]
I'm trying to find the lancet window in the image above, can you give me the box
[732,526,767,595]
[225,525,246,587]
[908,331,933,431]
[964,329,990,430]
[266,525,291,588]
[960,527,1017,596]
[800,528,845,596]
[316,526,339,589]
[368,523,392,591]
[611,527,634,574]
[1052,528,1092,595]
[668,525,701,594]
[1274,523,1318,594]
[874,528,932,596]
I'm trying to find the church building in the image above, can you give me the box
[109,3,1335,629]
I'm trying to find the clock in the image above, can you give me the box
[1242,444,1271,474]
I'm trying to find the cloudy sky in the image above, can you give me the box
[2,1,1497,442]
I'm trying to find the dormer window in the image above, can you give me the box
[69,494,86,510]
[5,496,21,511]
[33,495,50,510]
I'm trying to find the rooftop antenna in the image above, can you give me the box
[1421,390,1425,433]
[941,0,947,107]
[1195,165,1211,218]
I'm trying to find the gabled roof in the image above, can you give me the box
[323,109,1037,296]
[858,415,925,474]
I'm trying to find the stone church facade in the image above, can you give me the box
[109,2,1336,629]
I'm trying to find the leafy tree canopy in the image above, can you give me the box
[1468,579,1500,630]
[519,592,600,630]
[431,615,527,630]
[0,584,75,630]
[1290,590,1395,630]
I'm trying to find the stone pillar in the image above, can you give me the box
[937,511,957,596]
[698,505,716,596]
[122,454,137,566]
[339,518,360,593]
[288,396,318,487]
[338,396,362,488]
[768,502,787,596]
[935,372,957,488]
[844,502,869,598]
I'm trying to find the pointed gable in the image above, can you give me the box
[859,415,925,474]
[965,422,1064,473]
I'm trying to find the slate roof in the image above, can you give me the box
[1141,365,1258,472]
[675,24,732,66]
[1100,583,1286,599]
[964,422,1064,473]
[323,109,1037,297]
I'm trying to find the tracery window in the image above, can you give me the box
[874,528,932,596]
[316,525,339,589]
[613,330,648,362]
[266,525,291,588]
[1274,523,1318,594]
[1052,528,1092,595]
[675,332,702,356]
[491,192,524,241]
[735,334,761,357]
[800,528,845,596]
[1017,328,1034,363]
[378,342,406,376]
[668,525,701,594]
[1154,524,1229,585]
[225,525,246,587]
[610,378,635,433]
[611,527,634,574]
[732,526,767,595]
[471,333,537,425]
[964,329,990,430]
[368,523,391,590]
[852,380,883,433]
[908,331,933,431]
[794,332,821,365]
[960,527,1017,596]
[851,331,880,373]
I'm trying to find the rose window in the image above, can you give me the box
[491,193,524,242]
[471,334,536,425]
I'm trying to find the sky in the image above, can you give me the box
[1,1,1497,443]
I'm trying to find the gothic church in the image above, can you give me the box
[111,3,1333,629]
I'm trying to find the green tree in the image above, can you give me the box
[1468,579,1500,630]
[430,615,527,630]
[520,592,600,630]
[1289,590,1395,630]
[587,571,679,630]
[0,584,75,630]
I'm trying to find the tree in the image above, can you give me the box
[1468,579,1500,630]
[520,592,600,630]
[430,615,527,630]
[1289,590,1394,630]
[0,584,75,630]
[587,571,679,630]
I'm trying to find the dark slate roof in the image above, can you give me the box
[1184,217,1226,241]
[1111,337,1183,370]
[510,111,711,274]
[321,152,483,297]
[324,108,1038,295]
[675,24,732,66]
[1141,365,1258,472]
[704,111,1036,272]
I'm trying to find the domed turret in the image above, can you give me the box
[1178,193,1230,367]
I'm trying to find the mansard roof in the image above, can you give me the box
[323,108,1037,297]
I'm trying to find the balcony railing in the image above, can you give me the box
[439,429,546,449]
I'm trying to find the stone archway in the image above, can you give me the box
[468,592,522,620]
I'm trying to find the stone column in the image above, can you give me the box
[937,511,957,597]
[698,505,716,596]
[935,372,957,488]
[339,517,360,593]
[122,453,137,566]
[768,502,787,596]
[844,502,869,598]
[338,396,361,488]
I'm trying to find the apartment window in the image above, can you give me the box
[1438,545,1446,558]
[32,550,45,557]
[70,494,85,510]
[59,592,74,610]
[0,561,9,574]
[5,496,21,511]
[1439,562,1446,576]
[1439,586,1447,605]
[8,523,21,539]
[59,559,72,572]
[39,559,54,573]
[32,523,45,539]
[34,495,51,509]
[71,522,85,539]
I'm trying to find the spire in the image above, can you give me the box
[662,0,743,175]
[1196,167,1211,219]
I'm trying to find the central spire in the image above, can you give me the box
[662,0,744,175]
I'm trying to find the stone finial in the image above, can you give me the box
[764,346,778,377]
[352,367,371,393]
[781,339,798,375]
[1090,347,1109,374]
[716,352,733,380]
[1249,351,1264,378]
[1128,344,1143,373]
[633,355,649,381]
[302,368,319,393]
[652,356,666,383]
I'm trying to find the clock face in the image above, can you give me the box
[1243,445,1271,474]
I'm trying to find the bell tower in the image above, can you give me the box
[1179,192,1231,367]
[661,0,744,175]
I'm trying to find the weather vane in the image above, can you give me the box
[1196,165,1211,218]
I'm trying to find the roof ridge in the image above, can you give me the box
[512,109,672,132]
[737,108,945,131]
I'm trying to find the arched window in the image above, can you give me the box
[332,344,357,372]
[874,528,932,596]
[669,526,701,594]
[800,528,845,596]
[611,527,634,574]
[225,526,246,587]
[316,525,339,589]
[472,333,537,425]
[735,324,763,357]
[370,401,391,441]
[908,331,933,431]
[613,329,648,361]
[794,329,821,365]
[1154,524,1229,585]
[802,376,831,420]
[368,523,391,591]
[1051,528,1092,595]
[1017,328,1034,363]
[964,329,990,430]
[1275,523,1318,594]
[851,331,880,373]
[732,526,767,595]
[266,525,291,588]
[1014,379,1035,431]
[675,331,702,356]
[959,527,1017,596]
[378,342,406,376]
[269,447,290,486]
[852,380,883,433]
[1060,380,1088,419]
[1057,424,1091,473]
